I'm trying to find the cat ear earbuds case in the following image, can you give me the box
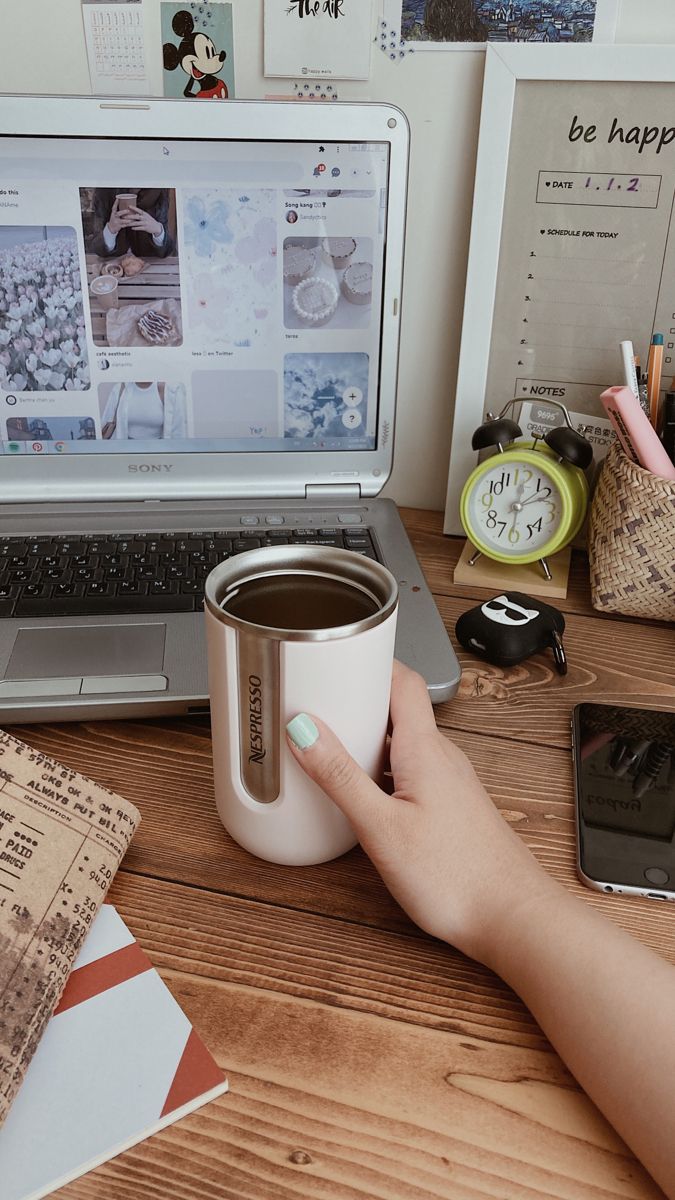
[455,592,567,674]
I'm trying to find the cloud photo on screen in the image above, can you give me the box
[284,353,369,439]
[0,226,90,393]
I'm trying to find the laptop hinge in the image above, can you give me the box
[304,483,362,500]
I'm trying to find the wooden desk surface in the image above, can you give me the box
[14,513,675,1200]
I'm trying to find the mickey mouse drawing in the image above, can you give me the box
[163,10,228,99]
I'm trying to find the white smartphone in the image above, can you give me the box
[572,702,675,902]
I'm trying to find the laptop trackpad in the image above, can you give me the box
[5,624,166,682]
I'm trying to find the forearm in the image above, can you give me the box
[487,883,675,1197]
[285,673,675,1196]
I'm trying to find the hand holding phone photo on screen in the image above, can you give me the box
[88,188,174,259]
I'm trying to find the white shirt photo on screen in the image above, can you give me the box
[101,381,187,439]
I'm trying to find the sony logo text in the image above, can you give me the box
[127,464,174,472]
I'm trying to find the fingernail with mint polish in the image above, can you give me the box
[286,713,319,750]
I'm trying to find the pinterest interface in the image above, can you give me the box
[0,136,388,456]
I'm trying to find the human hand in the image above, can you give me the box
[106,198,127,237]
[126,206,163,238]
[286,660,559,966]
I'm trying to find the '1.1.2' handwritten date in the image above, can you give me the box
[536,170,661,209]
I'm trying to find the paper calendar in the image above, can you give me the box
[82,1,151,96]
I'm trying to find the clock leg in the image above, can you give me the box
[468,547,482,566]
[539,557,553,581]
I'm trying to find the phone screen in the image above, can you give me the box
[573,703,675,898]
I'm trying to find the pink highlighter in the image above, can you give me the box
[600,386,675,481]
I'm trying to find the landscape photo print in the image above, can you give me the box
[400,0,606,46]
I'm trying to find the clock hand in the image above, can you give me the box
[516,487,550,506]
[508,498,522,536]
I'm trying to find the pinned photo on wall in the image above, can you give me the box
[264,0,374,80]
[382,0,618,52]
[161,3,235,99]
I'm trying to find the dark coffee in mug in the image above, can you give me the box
[220,570,380,631]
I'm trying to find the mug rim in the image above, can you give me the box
[204,544,398,642]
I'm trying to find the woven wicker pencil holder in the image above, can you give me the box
[588,442,675,621]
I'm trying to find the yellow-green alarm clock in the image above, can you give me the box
[460,399,592,579]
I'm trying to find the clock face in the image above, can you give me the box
[464,457,564,558]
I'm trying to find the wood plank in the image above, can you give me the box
[432,596,675,748]
[108,872,547,1051]
[117,272,180,284]
[53,975,663,1200]
[399,512,672,632]
[86,255,180,270]
[407,527,598,617]
[11,721,675,959]
[127,263,180,275]
[107,870,675,1053]
[117,282,180,293]
[115,289,181,302]
[106,269,179,278]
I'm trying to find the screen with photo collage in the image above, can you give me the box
[0,135,389,456]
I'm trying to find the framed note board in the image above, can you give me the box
[444,44,675,533]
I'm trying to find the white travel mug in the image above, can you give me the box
[204,545,398,865]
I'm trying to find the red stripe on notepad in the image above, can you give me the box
[160,1029,226,1117]
[54,940,151,1015]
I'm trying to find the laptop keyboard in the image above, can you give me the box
[0,528,380,619]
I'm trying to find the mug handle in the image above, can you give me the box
[237,630,280,804]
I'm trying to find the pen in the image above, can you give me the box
[600,386,675,480]
[619,339,640,403]
[646,332,664,429]
[662,392,675,466]
[634,360,650,416]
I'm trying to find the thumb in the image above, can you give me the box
[286,712,386,830]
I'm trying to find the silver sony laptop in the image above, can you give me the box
[0,95,460,721]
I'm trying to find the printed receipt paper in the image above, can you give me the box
[0,730,140,1125]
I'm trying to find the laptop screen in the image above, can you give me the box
[0,134,389,460]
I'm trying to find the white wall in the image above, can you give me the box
[2,1,674,508]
